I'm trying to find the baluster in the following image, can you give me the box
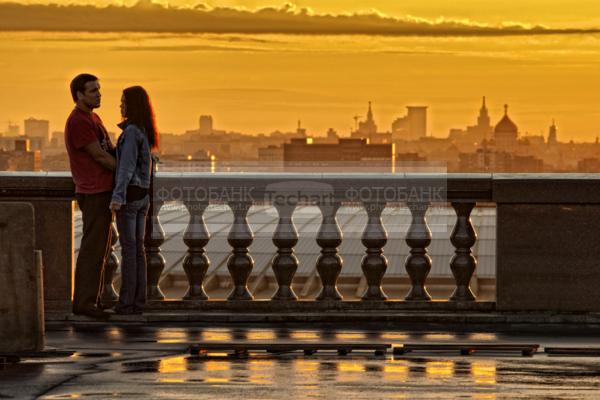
[404,201,432,301]
[316,201,343,301]
[271,201,299,300]
[361,202,388,300]
[145,199,166,300]
[100,222,120,307]
[182,201,210,301]
[226,201,254,300]
[449,202,477,301]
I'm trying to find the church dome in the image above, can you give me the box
[494,104,518,133]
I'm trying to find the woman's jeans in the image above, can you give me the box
[116,195,150,312]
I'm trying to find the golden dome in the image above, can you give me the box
[494,104,518,134]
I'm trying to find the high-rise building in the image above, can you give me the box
[24,118,50,142]
[356,101,378,137]
[477,96,491,130]
[392,106,427,141]
[548,120,558,146]
[198,115,213,135]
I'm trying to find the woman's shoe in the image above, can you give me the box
[114,306,143,315]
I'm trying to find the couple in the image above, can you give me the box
[65,73,159,318]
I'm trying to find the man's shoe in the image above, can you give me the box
[73,306,111,320]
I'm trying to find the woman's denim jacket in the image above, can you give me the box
[111,122,151,205]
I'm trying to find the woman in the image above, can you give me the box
[109,86,159,315]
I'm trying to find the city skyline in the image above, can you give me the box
[0,97,591,142]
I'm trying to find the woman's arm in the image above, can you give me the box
[111,126,139,207]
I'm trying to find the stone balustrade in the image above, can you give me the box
[3,172,600,315]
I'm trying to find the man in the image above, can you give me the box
[65,73,116,319]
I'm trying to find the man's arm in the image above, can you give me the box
[83,141,116,171]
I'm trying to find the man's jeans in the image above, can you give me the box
[115,195,150,312]
[74,191,113,312]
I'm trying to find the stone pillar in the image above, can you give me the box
[182,201,210,301]
[271,201,299,300]
[360,201,388,300]
[28,199,74,315]
[145,199,166,301]
[100,222,119,307]
[494,176,600,312]
[316,201,343,301]
[449,202,477,301]
[497,203,600,311]
[0,202,44,352]
[404,201,432,301]
[226,201,254,300]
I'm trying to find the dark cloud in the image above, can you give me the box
[0,1,598,36]
[111,44,268,52]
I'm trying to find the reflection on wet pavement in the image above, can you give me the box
[51,351,600,399]
[3,326,600,399]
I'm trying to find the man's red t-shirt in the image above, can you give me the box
[65,108,115,194]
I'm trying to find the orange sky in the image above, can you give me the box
[0,2,599,140]
[6,0,600,28]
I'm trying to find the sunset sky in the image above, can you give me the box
[1,1,599,140]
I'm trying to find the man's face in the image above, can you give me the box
[78,80,101,109]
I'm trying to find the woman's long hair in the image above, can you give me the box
[122,86,159,150]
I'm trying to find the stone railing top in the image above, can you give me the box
[1,172,600,203]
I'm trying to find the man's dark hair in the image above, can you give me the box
[70,73,98,103]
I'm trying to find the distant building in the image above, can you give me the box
[24,118,50,142]
[50,131,64,148]
[577,158,600,172]
[198,115,213,135]
[326,128,337,139]
[355,102,378,137]
[351,102,392,144]
[519,135,545,148]
[392,106,427,141]
[6,123,19,137]
[459,147,543,172]
[15,139,29,152]
[493,105,518,151]
[0,139,41,171]
[547,120,558,147]
[296,121,307,137]
[283,137,392,171]
[465,97,493,141]
[396,152,427,162]
[258,145,283,161]
[447,97,494,150]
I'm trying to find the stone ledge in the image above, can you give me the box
[144,300,496,312]
[46,310,600,328]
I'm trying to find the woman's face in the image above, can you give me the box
[120,94,126,118]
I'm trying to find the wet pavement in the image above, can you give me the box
[2,325,600,399]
